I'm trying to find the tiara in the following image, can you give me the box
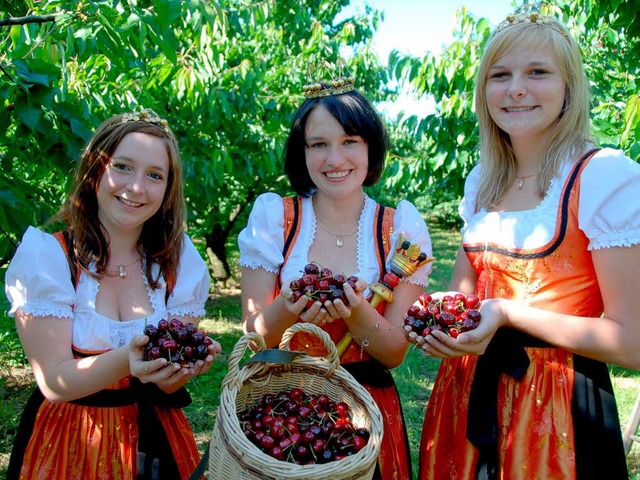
[302,58,356,98]
[122,108,171,133]
[493,3,567,37]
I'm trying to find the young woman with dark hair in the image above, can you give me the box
[239,82,433,479]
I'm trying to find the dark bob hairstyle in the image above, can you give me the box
[284,90,389,197]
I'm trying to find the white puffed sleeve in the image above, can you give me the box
[459,164,482,231]
[579,148,640,250]
[387,200,433,286]
[237,192,286,274]
[166,234,209,318]
[4,227,75,318]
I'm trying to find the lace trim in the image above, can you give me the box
[588,231,640,251]
[239,258,280,274]
[355,195,371,277]
[17,301,73,319]
[401,274,430,288]
[167,304,207,318]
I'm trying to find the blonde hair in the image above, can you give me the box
[474,18,593,211]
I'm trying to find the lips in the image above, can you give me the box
[117,196,143,207]
[325,170,350,179]
[504,106,536,113]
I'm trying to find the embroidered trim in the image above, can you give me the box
[167,304,207,318]
[18,302,73,319]
[588,232,640,251]
[238,258,280,274]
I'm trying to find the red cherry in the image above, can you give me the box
[336,401,349,418]
[418,292,432,306]
[304,263,320,275]
[320,267,333,279]
[467,309,482,322]
[353,436,368,452]
[269,445,285,460]
[260,434,275,450]
[465,294,480,309]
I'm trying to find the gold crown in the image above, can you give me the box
[302,58,356,98]
[494,3,567,38]
[122,108,171,133]
[389,233,435,278]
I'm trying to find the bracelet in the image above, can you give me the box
[352,321,381,357]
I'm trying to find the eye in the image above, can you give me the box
[530,68,549,76]
[148,171,164,181]
[489,71,509,79]
[112,162,131,171]
[307,142,326,149]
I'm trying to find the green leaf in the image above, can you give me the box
[17,107,41,130]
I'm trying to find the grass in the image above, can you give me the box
[1,225,639,478]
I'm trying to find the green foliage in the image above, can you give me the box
[387,0,639,220]
[0,0,390,277]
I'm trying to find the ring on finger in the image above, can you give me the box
[144,361,150,373]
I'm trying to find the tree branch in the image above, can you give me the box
[0,13,61,27]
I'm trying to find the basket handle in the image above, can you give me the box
[222,331,267,389]
[279,323,340,375]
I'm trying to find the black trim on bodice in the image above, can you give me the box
[463,148,599,259]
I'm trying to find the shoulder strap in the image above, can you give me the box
[165,268,175,304]
[53,230,80,289]
[373,204,395,281]
[279,196,302,289]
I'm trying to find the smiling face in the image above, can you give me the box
[485,42,566,148]
[96,132,169,238]
[304,105,368,200]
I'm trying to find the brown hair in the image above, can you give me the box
[50,110,186,289]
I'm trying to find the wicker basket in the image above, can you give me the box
[208,323,383,480]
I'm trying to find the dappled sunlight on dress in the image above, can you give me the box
[419,149,632,479]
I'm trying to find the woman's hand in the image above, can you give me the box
[129,334,222,392]
[322,278,368,321]
[407,297,509,358]
[279,278,368,326]
[280,282,331,325]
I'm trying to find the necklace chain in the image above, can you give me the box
[312,195,363,248]
[315,217,358,247]
[107,257,141,279]
[515,173,535,189]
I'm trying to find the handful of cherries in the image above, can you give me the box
[288,262,359,311]
[404,292,482,339]
[239,388,370,465]
[142,318,214,366]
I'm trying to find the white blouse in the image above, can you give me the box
[459,148,640,250]
[5,227,210,351]
[238,193,433,294]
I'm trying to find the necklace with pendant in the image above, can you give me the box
[515,173,536,189]
[107,258,141,278]
[315,217,358,247]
